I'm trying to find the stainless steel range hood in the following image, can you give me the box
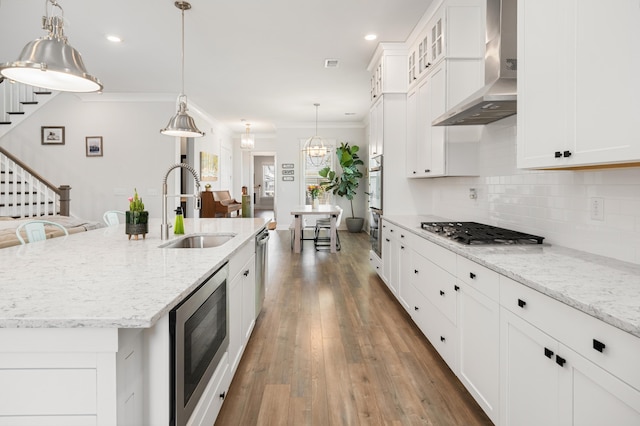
[433,0,517,126]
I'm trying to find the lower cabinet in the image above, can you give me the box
[229,253,256,376]
[378,220,640,426]
[457,281,499,424]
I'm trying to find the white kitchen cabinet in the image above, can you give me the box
[368,43,408,103]
[381,220,398,294]
[229,242,256,376]
[406,59,483,178]
[500,276,640,426]
[369,250,383,278]
[500,308,561,426]
[517,0,640,169]
[456,258,500,424]
[369,96,383,157]
[396,230,414,312]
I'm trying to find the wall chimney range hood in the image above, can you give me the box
[433,0,517,126]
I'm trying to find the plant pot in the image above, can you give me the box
[312,198,319,209]
[125,211,149,240]
[345,217,364,233]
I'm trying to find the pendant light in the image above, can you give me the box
[303,103,327,166]
[240,120,255,150]
[0,0,102,93]
[160,1,204,138]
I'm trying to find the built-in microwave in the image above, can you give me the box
[170,262,229,426]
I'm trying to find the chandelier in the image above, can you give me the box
[303,103,327,166]
[240,120,255,150]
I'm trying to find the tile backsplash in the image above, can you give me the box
[421,116,640,265]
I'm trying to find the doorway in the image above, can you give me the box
[252,154,276,220]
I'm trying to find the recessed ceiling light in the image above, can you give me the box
[364,34,377,41]
[345,112,356,116]
[106,35,122,43]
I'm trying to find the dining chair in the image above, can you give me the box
[103,210,126,226]
[290,218,316,250]
[314,206,343,251]
[16,220,69,244]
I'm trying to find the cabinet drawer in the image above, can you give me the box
[369,251,382,276]
[424,304,458,372]
[412,236,456,273]
[411,251,457,324]
[229,239,255,280]
[456,256,499,301]
[500,276,640,391]
[381,221,397,240]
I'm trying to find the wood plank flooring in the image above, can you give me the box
[215,229,493,425]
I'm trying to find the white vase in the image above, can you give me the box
[312,198,319,208]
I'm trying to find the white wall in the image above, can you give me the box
[0,93,233,225]
[412,115,640,265]
[0,93,178,223]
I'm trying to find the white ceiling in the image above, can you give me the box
[0,0,433,134]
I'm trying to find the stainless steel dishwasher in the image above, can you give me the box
[255,227,270,316]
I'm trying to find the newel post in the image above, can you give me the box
[58,185,71,216]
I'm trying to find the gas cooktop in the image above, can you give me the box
[420,221,545,245]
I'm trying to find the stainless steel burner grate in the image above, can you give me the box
[420,222,544,245]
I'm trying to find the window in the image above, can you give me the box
[262,164,274,197]
[300,139,335,205]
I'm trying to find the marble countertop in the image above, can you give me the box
[0,218,269,329]
[384,215,640,338]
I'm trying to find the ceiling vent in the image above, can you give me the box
[324,59,339,68]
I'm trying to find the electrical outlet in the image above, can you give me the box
[590,197,604,221]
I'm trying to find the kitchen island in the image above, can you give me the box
[0,217,269,425]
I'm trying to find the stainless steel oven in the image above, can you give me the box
[369,155,383,256]
[170,262,229,426]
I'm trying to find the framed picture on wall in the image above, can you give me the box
[85,136,103,157]
[282,169,294,175]
[41,126,65,145]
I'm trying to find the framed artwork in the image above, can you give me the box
[85,136,103,157]
[282,169,294,175]
[200,152,219,181]
[41,126,65,145]
[282,163,294,169]
[282,176,294,181]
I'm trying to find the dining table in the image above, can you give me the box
[290,204,340,253]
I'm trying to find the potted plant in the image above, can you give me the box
[319,142,365,232]
[125,188,149,240]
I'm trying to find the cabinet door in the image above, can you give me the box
[518,0,640,168]
[500,308,559,426]
[458,282,499,424]
[427,62,446,176]
[396,232,412,311]
[406,89,418,176]
[416,77,433,175]
[429,9,445,65]
[228,271,244,375]
[242,257,256,343]
[558,345,640,426]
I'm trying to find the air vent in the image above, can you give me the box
[324,59,339,68]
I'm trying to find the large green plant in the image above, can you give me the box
[319,142,364,218]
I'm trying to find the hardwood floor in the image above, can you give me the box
[215,229,493,425]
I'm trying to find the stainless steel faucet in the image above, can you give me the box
[161,163,201,240]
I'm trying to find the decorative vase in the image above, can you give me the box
[312,198,319,209]
[125,211,149,240]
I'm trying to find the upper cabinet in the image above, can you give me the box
[405,0,485,177]
[407,0,485,89]
[517,0,640,169]
[368,44,408,103]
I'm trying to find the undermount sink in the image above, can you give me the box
[159,233,236,249]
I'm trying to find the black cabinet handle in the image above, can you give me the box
[425,169,431,173]
[243,270,250,277]
[440,336,446,342]
[413,171,417,174]
[439,290,445,296]
[593,339,606,353]
[414,269,419,274]
[563,151,572,157]
[400,246,405,250]
[414,306,419,311]
[555,355,566,367]
[390,229,394,233]
[554,151,562,158]
[517,299,526,308]
[385,238,390,242]
[400,234,405,238]
[544,347,554,359]
[469,272,476,279]
[219,391,226,399]
[454,285,460,291]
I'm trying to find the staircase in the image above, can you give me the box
[0,79,69,218]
